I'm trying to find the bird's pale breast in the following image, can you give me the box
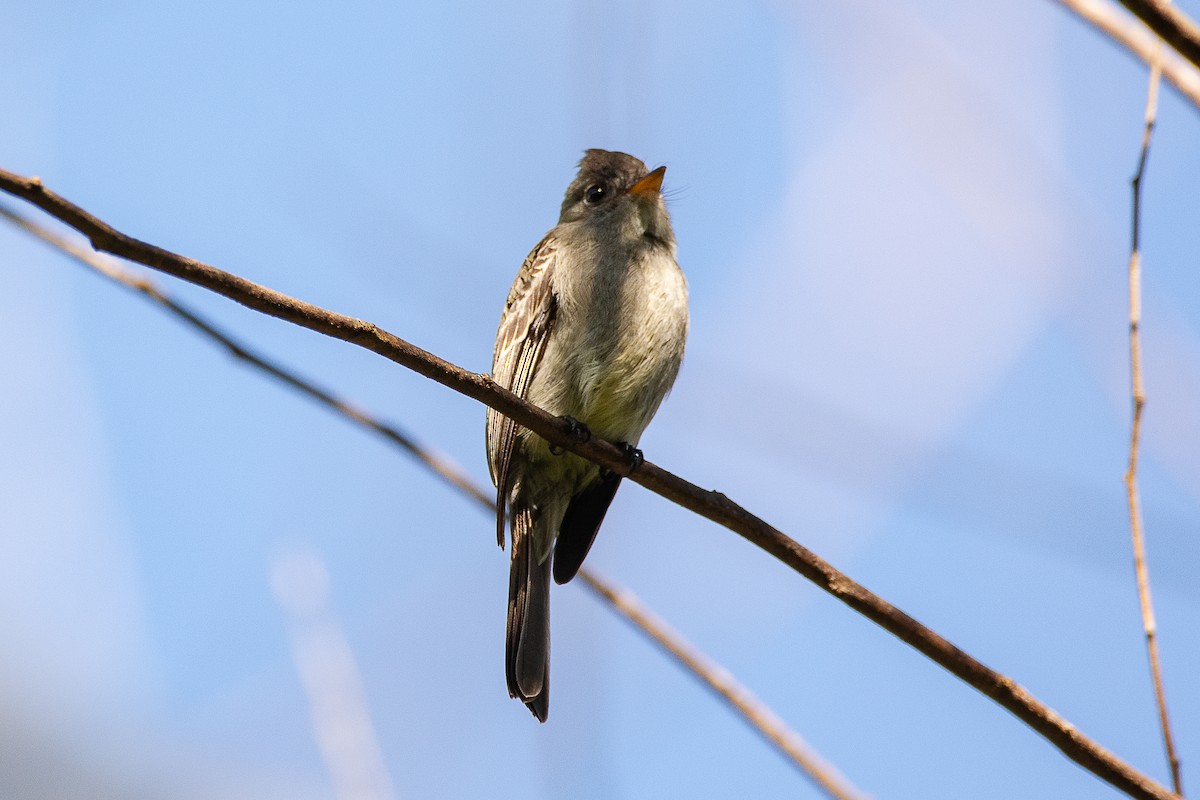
[545,243,688,447]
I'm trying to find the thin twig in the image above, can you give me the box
[1117,0,1200,70]
[0,203,865,799]
[1051,0,1200,111]
[1125,44,1185,797]
[0,172,1178,800]
[0,204,490,509]
[577,570,869,800]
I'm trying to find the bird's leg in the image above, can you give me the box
[549,416,591,455]
[620,442,644,474]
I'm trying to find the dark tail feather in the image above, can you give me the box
[506,503,550,721]
[552,472,622,585]
[524,656,548,722]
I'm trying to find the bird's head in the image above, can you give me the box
[558,149,674,248]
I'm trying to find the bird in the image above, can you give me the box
[486,149,689,721]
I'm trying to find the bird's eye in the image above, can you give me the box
[584,183,607,204]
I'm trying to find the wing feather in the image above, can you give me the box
[487,235,559,547]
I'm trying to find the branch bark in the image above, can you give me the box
[1124,52,1185,796]
[1117,0,1200,70]
[1051,0,1200,111]
[0,170,1178,800]
[0,203,867,800]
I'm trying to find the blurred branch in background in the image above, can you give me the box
[1052,0,1200,109]
[0,173,1180,800]
[0,203,867,800]
[1124,44,1184,796]
[271,548,398,800]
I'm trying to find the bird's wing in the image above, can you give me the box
[552,470,621,585]
[487,234,559,547]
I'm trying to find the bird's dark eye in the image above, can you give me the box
[584,183,607,204]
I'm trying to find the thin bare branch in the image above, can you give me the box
[577,570,870,800]
[1117,0,1200,70]
[0,203,490,509]
[0,203,863,798]
[1124,46,1185,796]
[1051,0,1200,110]
[0,171,1179,800]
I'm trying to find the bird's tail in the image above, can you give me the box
[506,502,550,721]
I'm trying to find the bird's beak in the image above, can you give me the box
[627,166,666,198]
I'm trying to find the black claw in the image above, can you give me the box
[565,416,591,442]
[621,442,644,473]
[550,416,591,455]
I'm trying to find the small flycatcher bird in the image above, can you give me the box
[486,150,689,721]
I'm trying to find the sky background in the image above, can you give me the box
[1,1,1198,798]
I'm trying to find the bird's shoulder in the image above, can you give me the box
[494,234,559,363]
[504,234,558,311]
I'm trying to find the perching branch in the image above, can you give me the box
[1051,0,1200,110]
[0,203,867,800]
[0,170,1178,800]
[1124,49,1184,797]
[1116,0,1200,71]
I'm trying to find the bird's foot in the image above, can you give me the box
[620,442,644,474]
[550,416,591,455]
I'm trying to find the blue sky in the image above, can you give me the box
[1,1,1198,798]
